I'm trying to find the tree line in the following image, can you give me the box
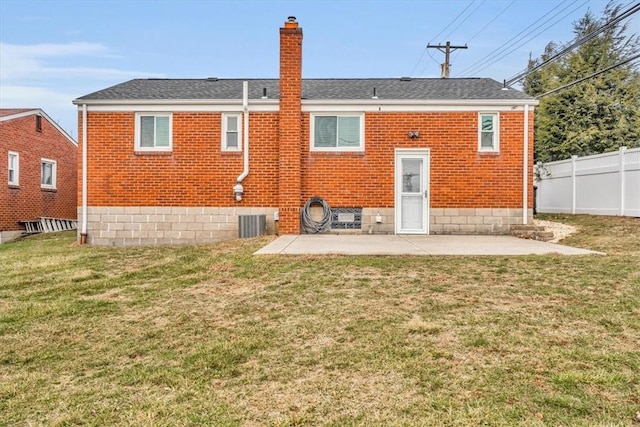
[522,1,640,163]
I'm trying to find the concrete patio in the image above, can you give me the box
[254,234,602,256]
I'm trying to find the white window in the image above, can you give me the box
[222,113,242,151]
[41,158,56,189]
[135,113,172,151]
[311,114,364,151]
[478,113,499,152]
[8,151,19,186]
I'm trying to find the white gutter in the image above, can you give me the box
[81,104,88,241]
[233,81,250,201]
[523,104,529,225]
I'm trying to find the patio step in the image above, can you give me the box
[510,225,555,242]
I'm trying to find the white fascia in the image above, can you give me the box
[302,99,539,113]
[72,97,539,113]
[73,99,280,113]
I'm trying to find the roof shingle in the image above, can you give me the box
[75,78,535,102]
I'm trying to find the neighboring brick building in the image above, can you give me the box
[1,109,78,243]
[73,17,538,246]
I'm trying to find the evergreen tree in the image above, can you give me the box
[523,1,640,162]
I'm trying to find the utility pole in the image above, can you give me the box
[427,41,468,78]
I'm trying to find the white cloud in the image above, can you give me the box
[0,42,163,81]
[0,85,76,108]
[0,41,165,137]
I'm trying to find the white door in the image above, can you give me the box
[395,149,430,234]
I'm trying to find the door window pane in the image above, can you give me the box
[402,159,422,193]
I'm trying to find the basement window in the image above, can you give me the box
[41,158,56,189]
[311,114,364,152]
[222,113,242,151]
[478,113,499,152]
[135,112,172,152]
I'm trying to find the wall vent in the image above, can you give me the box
[239,214,267,238]
[331,208,362,230]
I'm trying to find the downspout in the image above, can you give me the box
[233,81,250,201]
[522,104,529,225]
[80,104,88,244]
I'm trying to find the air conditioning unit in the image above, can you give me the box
[238,214,267,238]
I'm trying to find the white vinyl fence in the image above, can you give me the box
[535,146,640,217]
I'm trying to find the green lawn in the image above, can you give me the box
[1,214,638,426]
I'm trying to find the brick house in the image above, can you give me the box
[73,17,538,246]
[1,109,78,243]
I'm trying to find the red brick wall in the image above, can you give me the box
[301,110,534,209]
[81,109,533,211]
[79,112,280,207]
[1,114,77,231]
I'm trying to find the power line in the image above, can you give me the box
[464,0,516,46]
[450,0,516,75]
[462,0,585,76]
[442,0,486,42]
[411,0,475,76]
[459,0,582,76]
[430,1,476,44]
[505,2,640,86]
[409,49,429,76]
[536,53,640,98]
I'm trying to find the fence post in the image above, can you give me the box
[571,155,577,214]
[619,146,627,216]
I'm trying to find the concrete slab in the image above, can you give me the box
[254,234,602,256]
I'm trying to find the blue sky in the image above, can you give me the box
[1,0,637,138]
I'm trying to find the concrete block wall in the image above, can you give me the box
[361,208,395,234]
[430,208,533,234]
[0,230,23,244]
[340,207,532,235]
[80,206,277,246]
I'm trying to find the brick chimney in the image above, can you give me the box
[278,16,303,234]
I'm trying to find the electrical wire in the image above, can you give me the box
[459,0,583,76]
[467,1,589,77]
[431,0,477,44]
[464,0,516,46]
[536,53,640,98]
[450,0,516,76]
[505,2,640,86]
[442,0,486,42]
[301,196,332,233]
[411,0,475,76]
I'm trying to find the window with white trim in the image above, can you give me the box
[311,114,364,151]
[135,113,172,151]
[41,158,56,189]
[222,113,242,151]
[478,113,499,152]
[8,151,19,186]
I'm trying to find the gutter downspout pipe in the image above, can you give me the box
[523,104,529,225]
[233,81,250,201]
[80,104,88,244]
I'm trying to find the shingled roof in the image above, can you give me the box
[74,78,535,102]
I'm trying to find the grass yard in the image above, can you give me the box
[0,214,639,426]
